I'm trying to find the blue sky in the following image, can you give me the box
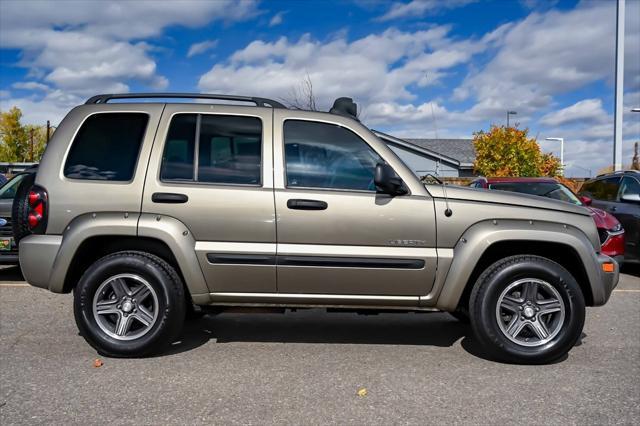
[0,0,638,177]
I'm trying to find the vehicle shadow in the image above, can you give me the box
[0,265,24,281]
[621,263,640,278]
[160,309,491,358]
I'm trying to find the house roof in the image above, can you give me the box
[405,138,475,166]
[373,131,461,168]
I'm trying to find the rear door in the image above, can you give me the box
[272,110,438,296]
[142,104,276,293]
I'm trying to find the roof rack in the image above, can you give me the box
[85,93,287,109]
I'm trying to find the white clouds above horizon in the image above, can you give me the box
[187,40,219,58]
[1,0,638,177]
[0,0,260,117]
[377,0,477,22]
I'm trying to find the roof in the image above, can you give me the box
[405,138,475,166]
[373,131,468,169]
[485,177,558,183]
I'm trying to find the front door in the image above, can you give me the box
[272,110,438,296]
[143,104,276,293]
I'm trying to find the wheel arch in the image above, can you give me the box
[432,219,603,311]
[46,213,210,303]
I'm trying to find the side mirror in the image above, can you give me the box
[374,163,408,196]
[579,195,592,206]
[621,193,640,204]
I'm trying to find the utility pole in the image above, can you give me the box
[613,0,625,171]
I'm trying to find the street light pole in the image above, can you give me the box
[613,0,625,171]
[546,137,564,176]
[507,111,517,127]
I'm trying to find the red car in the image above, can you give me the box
[470,177,625,261]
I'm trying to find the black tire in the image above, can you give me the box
[469,255,585,364]
[73,251,186,357]
[11,172,35,243]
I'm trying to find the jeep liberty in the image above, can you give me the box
[14,93,619,363]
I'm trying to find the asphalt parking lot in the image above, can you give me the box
[1,266,639,425]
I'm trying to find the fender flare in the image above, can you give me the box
[45,212,210,303]
[425,219,604,311]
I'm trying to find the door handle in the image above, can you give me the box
[152,192,189,203]
[287,199,328,210]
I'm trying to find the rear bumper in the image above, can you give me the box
[0,252,20,265]
[19,234,62,291]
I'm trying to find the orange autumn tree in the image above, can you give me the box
[473,126,561,177]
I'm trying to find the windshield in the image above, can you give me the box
[0,174,28,200]
[488,181,582,205]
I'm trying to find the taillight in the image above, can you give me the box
[27,185,48,234]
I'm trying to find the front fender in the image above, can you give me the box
[425,219,608,310]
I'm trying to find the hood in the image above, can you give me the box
[425,184,592,216]
[587,206,620,230]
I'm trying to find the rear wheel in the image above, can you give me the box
[74,251,185,357]
[469,255,585,364]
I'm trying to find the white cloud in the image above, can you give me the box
[187,40,218,58]
[199,27,492,108]
[12,82,50,92]
[0,0,260,121]
[539,99,609,127]
[377,0,476,22]
[269,11,285,27]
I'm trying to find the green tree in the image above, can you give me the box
[0,107,28,162]
[473,125,561,177]
[0,106,49,162]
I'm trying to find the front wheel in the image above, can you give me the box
[469,255,585,364]
[74,251,186,357]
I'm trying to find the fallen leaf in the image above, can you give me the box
[356,387,368,397]
[93,359,103,368]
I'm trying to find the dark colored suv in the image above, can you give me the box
[579,171,640,264]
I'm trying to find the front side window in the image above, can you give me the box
[160,114,262,185]
[64,113,148,181]
[284,120,382,191]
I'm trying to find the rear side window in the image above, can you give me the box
[64,113,148,181]
[160,114,262,185]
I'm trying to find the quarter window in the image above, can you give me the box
[283,120,382,191]
[160,114,262,185]
[620,176,640,197]
[64,113,148,181]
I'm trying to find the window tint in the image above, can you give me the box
[198,115,261,184]
[583,177,621,201]
[284,120,382,191]
[620,176,640,197]
[160,114,196,181]
[64,113,148,181]
[160,114,262,185]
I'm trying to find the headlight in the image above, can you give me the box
[610,223,622,232]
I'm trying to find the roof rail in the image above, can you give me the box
[85,93,287,108]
